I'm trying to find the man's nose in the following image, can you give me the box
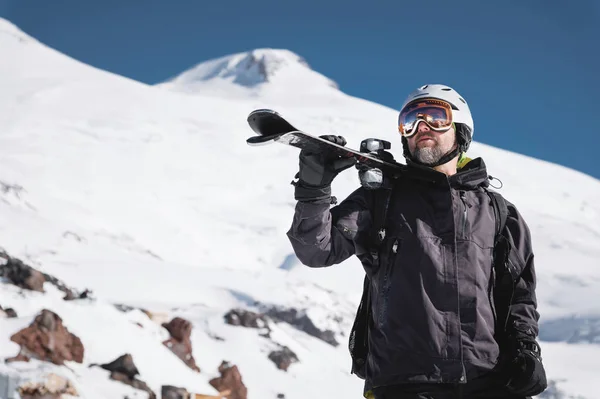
[416,121,431,133]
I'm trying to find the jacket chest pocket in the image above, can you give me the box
[375,236,402,329]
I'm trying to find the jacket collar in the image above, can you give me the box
[404,157,490,189]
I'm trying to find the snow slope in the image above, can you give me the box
[1,17,599,399]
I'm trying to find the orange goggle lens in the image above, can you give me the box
[398,99,453,137]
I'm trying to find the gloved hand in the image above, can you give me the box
[293,135,356,203]
[505,336,547,396]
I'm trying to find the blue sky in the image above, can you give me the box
[1,0,599,179]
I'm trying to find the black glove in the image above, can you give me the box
[293,135,356,203]
[505,336,548,396]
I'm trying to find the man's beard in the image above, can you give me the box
[412,136,456,166]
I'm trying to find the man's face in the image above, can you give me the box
[406,121,457,165]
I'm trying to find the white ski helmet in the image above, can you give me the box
[399,84,475,152]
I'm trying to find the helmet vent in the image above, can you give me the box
[459,97,466,103]
[441,88,451,91]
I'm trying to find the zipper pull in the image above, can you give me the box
[459,191,472,207]
[392,239,399,253]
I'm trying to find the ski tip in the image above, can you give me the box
[247,108,279,120]
[247,109,283,135]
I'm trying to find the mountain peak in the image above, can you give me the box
[159,48,339,96]
[206,49,312,86]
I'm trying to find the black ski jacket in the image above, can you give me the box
[286,158,540,390]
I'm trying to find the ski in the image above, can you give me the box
[246,109,405,174]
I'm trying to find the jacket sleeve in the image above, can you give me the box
[286,188,373,268]
[505,202,541,339]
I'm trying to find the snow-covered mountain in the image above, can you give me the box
[157,48,340,99]
[1,16,599,399]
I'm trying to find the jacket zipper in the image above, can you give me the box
[458,191,468,383]
[488,264,497,326]
[378,238,400,328]
[459,191,468,237]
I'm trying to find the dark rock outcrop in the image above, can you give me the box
[0,254,45,292]
[0,250,91,300]
[268,346,299,372]
[265,307,338,347]
[98,353,139,379]
[0,305,18,318]
[161,385,189,399]
[224,309,269,329]
[209,361,247,399]
[94,353,156,399]
[162,317,200,372]
[114,303,136,313]
[7,309,84,365]
[163,317,192,342]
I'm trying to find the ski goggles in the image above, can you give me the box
[398,99,453,137]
